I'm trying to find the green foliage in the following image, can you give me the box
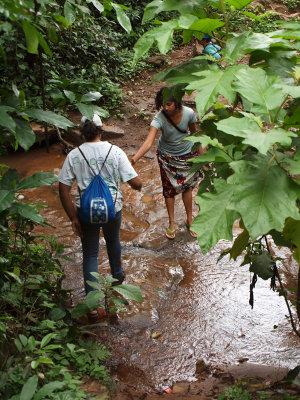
[71,272,142,319]
[134,1,300,325]
[283,0,299,11]
[0,206,112,399]
[218,385,251,400]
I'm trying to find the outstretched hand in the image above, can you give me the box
[71,217,83,238]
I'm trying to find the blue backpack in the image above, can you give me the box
[78,145,116,224]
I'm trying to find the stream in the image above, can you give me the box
[1,142,300,393]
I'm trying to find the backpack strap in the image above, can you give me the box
[161,110,186,133]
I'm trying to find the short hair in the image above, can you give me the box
[155,87,182,111]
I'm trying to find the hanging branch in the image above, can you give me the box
[264,235,300,338]
[55,126,75,153]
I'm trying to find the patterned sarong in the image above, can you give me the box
[156,150,203,198]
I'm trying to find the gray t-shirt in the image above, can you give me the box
[59,141,138,212]
[150,106,197,156]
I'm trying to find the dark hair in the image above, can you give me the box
[80,120,102,141]
[155,87,182,111]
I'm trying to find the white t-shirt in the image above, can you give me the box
[59,141,138,212]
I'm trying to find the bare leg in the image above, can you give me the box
[165,197,175,231]
[182,188,193,227]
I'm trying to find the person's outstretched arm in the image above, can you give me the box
[59,182,82,238]
[189,121,206,156]
[131,126,158,165]
[127,176,142,191]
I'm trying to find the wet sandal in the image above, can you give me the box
[186,223,197,239]
[77,307,107,325]
[165,227,176,239]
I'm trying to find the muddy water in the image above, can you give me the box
[2,144,300,392]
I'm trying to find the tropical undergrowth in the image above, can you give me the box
[0,165,143,399]
[0,202,111,399]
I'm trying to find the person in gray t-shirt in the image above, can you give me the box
[131,87,205,240]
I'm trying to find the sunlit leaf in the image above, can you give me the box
[112,284,143,302]
[111,3,132,34]
[227,157,300,239]
[186,65,245,116]
[230,229,249,260]
[192,179,239,254]
[17,172,57,190]
[22,21,39,54]
[232,67,286,122]
[216,117,296,154]
[76,103,109,120]
[23,109,74,129]
[64,0,76,24]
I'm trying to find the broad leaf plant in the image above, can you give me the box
[133,0,300,329]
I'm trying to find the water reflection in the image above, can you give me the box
[1,144,299,391]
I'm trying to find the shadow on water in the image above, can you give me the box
[2,144,300,392]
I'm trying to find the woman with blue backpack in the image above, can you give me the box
[59,114,142,324]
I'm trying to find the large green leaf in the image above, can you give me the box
[232,67,285,122]
[226,0,253,9]
[186,65,245,116]
[10,202,45,223]
[15,119,35,150]
[250,251,274,280]
[227,157,300,239]
[87,0,104,13]
[134,20,178,63]
[153,59,208,84]
[224,31,286,64]
[216,117,296,154]
[71,302,90,318]
[192,179,239,254]
[76,103,109,120]
[133,32,156,64]
[111,3,132,34]
[1,168,19,190]
[0,190,15,212]
[17,172,57,190]
[189,147,233,163]
[34,381,66,400]
[283,218,300,263]
[22,20,39,54]
[230,229,249,260]
[20,374,38,400]
[0,106,16,131]
[188,18,224,32]
[86,290,105,310]
[113,284,143,302]
[142,0,204,24]
[35,29,52,56]
[23,109,74,129]
[64,0,76,24]
[80,91,102,102]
